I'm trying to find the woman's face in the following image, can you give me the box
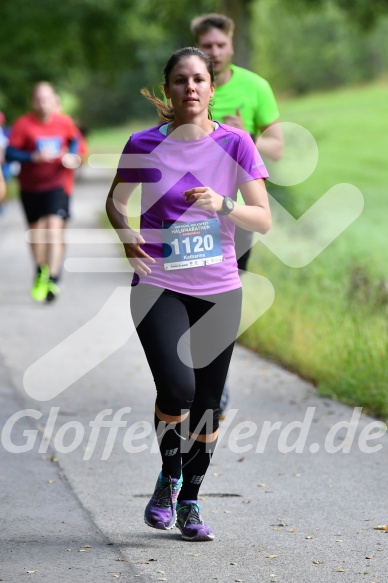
[164,56,215,119]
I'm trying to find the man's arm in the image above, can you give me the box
[255,121,283,161]
[221,111,283,161]
[6,145,60,164]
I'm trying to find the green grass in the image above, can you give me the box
[3,179,19,200]
[241,81,388,419]
[87,119,156,154]
[90,81,388,419]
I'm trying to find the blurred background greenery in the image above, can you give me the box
[1,0,388,126]
[1,0,387,418]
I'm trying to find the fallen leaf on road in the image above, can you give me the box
[306,536,314,540]
[83,545,93,548]
[335,568,345,572]
[48,480,56,484]
[374,525,388,530]
[112,574,121,578]
[266,555,278,559]
[312,560,323,564]
[26,571,37,574]
[41,455,58,462]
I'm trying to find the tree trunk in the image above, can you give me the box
[220,0,252,68]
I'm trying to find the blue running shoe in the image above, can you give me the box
[144,472,182,530]
[176,501,214,541]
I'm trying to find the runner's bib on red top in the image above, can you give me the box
[36,136,62,156]
[161,218,223,271]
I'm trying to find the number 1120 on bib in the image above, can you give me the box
[161,218,223,271]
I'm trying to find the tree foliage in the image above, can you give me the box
[0,0,387,126]
[282,0,388,28]
[251,0,388,95]
[0,0,221,124]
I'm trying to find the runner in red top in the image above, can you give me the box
[7,82,80,302]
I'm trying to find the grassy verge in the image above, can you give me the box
[87,120,155,154]
[241,81,388,419]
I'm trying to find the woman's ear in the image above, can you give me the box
[163,84,170,100]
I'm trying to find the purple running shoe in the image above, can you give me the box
[176,501,214,541]
[144,472,182,530]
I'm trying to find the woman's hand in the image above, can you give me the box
[183,186,223,212]
[123,231,155,275]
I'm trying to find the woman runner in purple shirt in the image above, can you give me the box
[106,47,271,542]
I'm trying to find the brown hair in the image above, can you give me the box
[141,47,215,122]
[190,13,235,42]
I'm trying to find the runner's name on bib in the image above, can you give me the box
[161,218,223,271]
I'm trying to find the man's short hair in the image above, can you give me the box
[190,13,235,41]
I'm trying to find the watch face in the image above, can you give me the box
[218,196,234,215]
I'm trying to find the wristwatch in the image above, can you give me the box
[217,196,235,216]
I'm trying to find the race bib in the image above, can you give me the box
[161,218,223,271]
[36,136,62,156]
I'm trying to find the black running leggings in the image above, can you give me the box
[130,284,242,435]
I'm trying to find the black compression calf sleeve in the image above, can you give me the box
[154,413,186,480]
[178,436,218,501]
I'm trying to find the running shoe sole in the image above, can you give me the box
[176,523,214,541]
[144,516,176,530]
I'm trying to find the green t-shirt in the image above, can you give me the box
[212,64,279,136]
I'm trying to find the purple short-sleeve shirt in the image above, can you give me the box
[117,122,268,295]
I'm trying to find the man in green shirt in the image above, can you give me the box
[191,13,282,272]
[191,13,283,414]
